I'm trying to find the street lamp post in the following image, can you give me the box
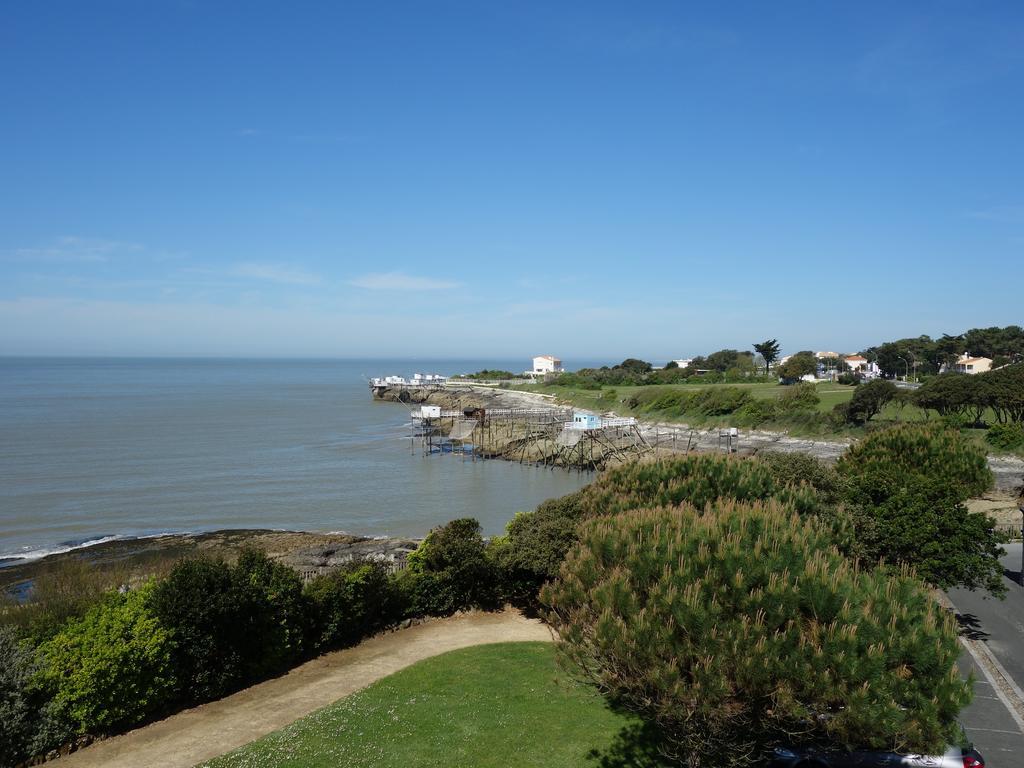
[905,350,917,383]
[897,356,909,382]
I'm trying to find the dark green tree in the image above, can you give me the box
[836,424,1003,594]
[777,351,817,381]
[615,358,653,374]
[753,339,781,374]
[490,491,586,607]
[981,363,1024,423]
[543,500,970,766]
[304,561,407,651]
[405,518,498,615]
[148,557,250,703]
[835,379,898,424]
[232,548,309,676]
[914,374,985,422]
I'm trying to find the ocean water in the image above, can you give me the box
[0,358,599,562]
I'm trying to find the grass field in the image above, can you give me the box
[514,380,1024,456]
[514,381,928,431]
[203,642,665,768]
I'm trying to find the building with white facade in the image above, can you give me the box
[531,355,563,375]
[952,355,993,375]
[842,355,880,379]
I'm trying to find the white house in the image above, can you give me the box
[672,358,694,368]
[532,355,563,375]
[952,354,993,375]
[843,355,880,379]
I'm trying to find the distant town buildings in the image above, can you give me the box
[672,358,694,368]
[369,373,448,388]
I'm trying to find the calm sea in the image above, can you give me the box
[0,358,599,562]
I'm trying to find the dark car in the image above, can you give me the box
[768,744,984,768]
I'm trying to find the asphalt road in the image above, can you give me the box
[947,543,1024,765]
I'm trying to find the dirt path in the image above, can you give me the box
[54,610,552,768]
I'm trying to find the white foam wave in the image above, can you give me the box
[0,531,193,564]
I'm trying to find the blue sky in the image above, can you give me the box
[1,1,1022,361]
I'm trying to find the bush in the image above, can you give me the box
[757,451,846,507]
[542,500,970,766]
[986,422,1024,450]
[231,548,309,677]
[837,425,1002,594]
[35,582,174,735]
[490,491,586,607]
[0,626,55,766]
[578,454,822,519]
[837,423,992,505]
[695,386,751,416]
[304,562,407,651]
[777,381,820,412]
[733,397,778,426]
[406,518,498,616]
[150,550,311,704]
[148,557,251,703]
[837,372,859,386]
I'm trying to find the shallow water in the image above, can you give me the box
[0,358,596,560]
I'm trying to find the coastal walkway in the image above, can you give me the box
[53,609,552,768]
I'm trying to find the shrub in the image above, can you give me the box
[490,491,586,607]
[578,454,822,519]
[733,398,778,426]
[837,425,1002,594]
[542,500,970,766]
[231,548,309,677]
[986,422,1024,450]
[406,518,498,616]
[0,626,54,766]
[777,381,820,412]
[304,562,407,651]
[757,451,846,507]
[148,557,251,703]
[35,582,174,735]
[695,386,751,416]
[837,423,992,505]
[837,372,859,386]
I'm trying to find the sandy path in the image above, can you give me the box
[54,609,552,768]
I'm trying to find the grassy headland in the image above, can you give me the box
[203,642,663,768]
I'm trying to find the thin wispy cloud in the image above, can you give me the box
[231,262,321,285]
[967,204,1024,223]
[5,236,144,264]
[348,272,462,291]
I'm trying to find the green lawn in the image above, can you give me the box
[515,381,939,435]
[202,642,665,768]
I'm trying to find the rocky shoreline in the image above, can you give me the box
[6,385,1020,597]
[0,529,421,599]
[374,384,1024,492]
